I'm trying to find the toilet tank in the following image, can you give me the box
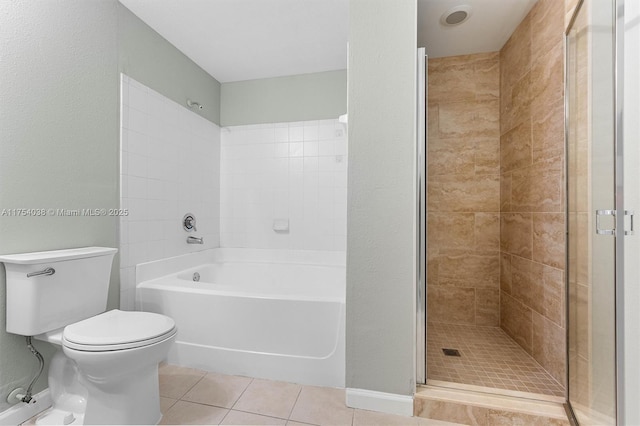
[0,247,117,336]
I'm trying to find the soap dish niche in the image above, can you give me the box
[273,219,289,233]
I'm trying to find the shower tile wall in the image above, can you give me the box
[499,0,566,386]
[427,52,501,326]
[219,121,347,251]
[566,0,581,29]
[119,74,220,309]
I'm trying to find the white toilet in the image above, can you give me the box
[0,247,177,425]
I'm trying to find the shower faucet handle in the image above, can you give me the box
[183,213,197,232]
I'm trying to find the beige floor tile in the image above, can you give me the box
[160,397,178,414]
[221,410,287,425]
[353,409,421,426]
[286,422,317,426]
[159,363,207,400]
[159,400,228,425]
[289,386,354,426]
[183,372,252,408]
[233,378,302,419]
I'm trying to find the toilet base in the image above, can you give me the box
[37,334,173,425]
[35,350,86,425]
[36,407,84,425]
[80,363,162,425]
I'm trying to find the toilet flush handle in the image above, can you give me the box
[26,267,55,278]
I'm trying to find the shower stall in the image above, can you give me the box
[417,14,568,399]
[417,0,640,423]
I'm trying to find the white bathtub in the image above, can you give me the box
[136,249,345,387]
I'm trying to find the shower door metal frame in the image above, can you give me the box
[416,47,427,385]
[613,0,625,423]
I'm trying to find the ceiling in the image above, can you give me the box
[417,0,538,58]
[118,0,349,83]
[119,0,538,83]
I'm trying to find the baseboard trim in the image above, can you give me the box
[0,389,51,425]
[346,388,414,417]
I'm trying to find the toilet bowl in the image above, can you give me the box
[0,247,177,425]
[35,310,176,425]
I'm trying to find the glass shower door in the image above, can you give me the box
[566,0,617,424]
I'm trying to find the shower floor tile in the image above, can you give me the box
[427,323,565,397]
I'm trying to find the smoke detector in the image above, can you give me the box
[440,5,472,26]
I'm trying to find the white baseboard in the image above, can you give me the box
[0,389,51,425]
[346,388,414,417]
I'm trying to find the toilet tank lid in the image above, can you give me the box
[0,247,117,264]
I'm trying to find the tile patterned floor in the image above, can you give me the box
[158,364,460,426]
[23,363,461,425]
[427,323,565,397]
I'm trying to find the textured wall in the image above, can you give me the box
[499,0,567,386]
[346,0,417,396]
[221,70,347,127]
[0,0,119,412]
[426,52,501,327]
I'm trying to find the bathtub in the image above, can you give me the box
[136,248,345,387]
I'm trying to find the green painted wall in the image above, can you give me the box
[346,0,417,397]
[220,70,347,126]
[0,0,221,413]
[118,3,221,125]
[0,0,119,412]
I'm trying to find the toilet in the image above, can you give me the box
[0,247,176,425]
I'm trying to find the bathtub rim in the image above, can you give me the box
[137,276,345,303]
[136,248,346,285]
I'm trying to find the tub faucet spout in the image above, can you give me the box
[187,236,204,244]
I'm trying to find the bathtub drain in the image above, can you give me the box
[193,272,200,282]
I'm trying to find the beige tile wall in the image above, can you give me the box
[427,52,501,327]
[499,0,567,387]
[426,0,575,390]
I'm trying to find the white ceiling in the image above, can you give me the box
[118,0,349,83]
[119,0,537,83]
[418,0,538,58]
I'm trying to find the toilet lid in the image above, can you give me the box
[63,309,176,350]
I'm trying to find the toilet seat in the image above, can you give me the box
[62,309,176,352]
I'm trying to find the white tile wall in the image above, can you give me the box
[119,74,220,309]
[220,120,348,251]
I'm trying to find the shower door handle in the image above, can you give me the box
[596,210,616,235]
[625,210,635,235]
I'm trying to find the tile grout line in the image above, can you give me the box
[177,375,255,424]
[171,370,208,401]
[216,404,232,425]
[286,386,304,423]
[228,377,254,412]
[222,408,290,424]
